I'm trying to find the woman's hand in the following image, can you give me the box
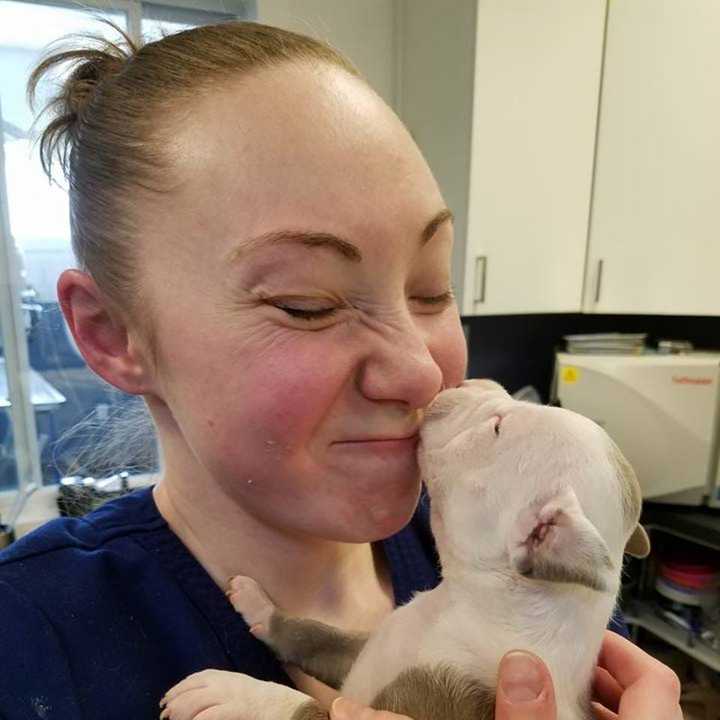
[592,630,683,719]
[330,633,685,720]
[493,650,556,719]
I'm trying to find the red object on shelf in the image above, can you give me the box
[659,561,720,590]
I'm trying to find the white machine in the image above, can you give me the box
[553,351,720,507]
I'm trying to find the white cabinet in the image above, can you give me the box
[584,0,720,316]
[402,1,720,318]
[463,0,606,316]
[399,0,607,316]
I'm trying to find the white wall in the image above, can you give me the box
[257,0,398,108]
[397,0,477,308]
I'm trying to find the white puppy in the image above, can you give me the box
[161,379,649,720]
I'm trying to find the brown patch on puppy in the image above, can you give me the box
[608,439,650,558]
[268,612,369,690]
[522,556,610,592]
[290,699,329,720]
[371,664,495,720]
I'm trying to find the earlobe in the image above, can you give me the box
[57,269,151,395]
[625,524,651,558]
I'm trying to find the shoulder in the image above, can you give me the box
[0,578,84,715]
[1,484,161,556]
[0,485,164,596]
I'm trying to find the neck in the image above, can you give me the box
[152,473,393,629]
[439,565,615,715]
[145,396,395,629]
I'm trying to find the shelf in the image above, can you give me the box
[642,505,720,552]
[625,603,720,673]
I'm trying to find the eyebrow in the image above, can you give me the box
[226,208,454,264]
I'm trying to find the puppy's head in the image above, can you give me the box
[419,379,649,592]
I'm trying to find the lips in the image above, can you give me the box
[345,433,419,443]
[332,434,420,455]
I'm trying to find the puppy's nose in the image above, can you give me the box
[424,400,451,420]
[424,391,458,421]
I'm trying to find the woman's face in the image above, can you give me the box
[140,62,467,542]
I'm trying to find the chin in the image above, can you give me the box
[343,483,422,542]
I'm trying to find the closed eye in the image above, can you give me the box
[412,290,456,306]
[276,305,337,320]
[274,290,455,322]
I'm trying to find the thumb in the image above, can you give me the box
[495,650,557,720]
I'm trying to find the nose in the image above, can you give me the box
[357,316,444,411]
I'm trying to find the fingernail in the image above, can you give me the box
[499,651,545,703]
[331,696,360,720]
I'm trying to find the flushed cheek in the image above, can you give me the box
[209,343,347,459]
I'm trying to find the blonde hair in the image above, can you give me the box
[29,21,360,481]
[29,20,360,358]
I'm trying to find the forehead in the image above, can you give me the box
[158,63,445,262]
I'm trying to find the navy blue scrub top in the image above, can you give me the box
[0,486,628,719]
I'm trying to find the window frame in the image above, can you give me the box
[0,0,256,508]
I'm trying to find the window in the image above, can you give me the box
[0,0,253,493]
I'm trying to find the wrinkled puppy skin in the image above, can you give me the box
[166,379,649,720]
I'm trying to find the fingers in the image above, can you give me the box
[598,631,682,720]
[495,650,557,720]
[592,666,622,713]
[597,631,678,691]
[590,701,618,720]
[330,697,412,720]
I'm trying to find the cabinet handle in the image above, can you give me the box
[594,259,604,303]
[474,255,487,303]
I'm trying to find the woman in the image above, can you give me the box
[0,21,681,720]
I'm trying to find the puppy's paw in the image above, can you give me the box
[160,669,311,720]
[226,576,276,637]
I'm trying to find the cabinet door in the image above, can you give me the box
[462,0,606,316]
[585,0,720,316]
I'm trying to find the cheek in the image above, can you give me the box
[208,338,348,456]
[157,315,348,470]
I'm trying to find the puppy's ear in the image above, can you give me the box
[609,439,651,559]
[625,524,650,558]
[508,487,613,592]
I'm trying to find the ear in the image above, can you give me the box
[607,438,652,559]
[508,486,614,592]
[57,269,153,395]
[625,524,650,558]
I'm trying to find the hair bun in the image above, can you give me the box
[63,47,128,117]
[28,23,137,181]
